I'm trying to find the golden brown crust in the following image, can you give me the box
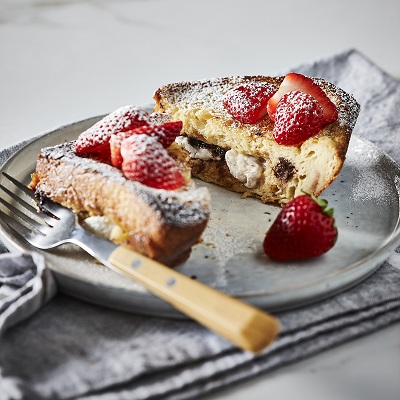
[31,142,210,266]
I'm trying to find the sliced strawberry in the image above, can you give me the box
[75,106,150,154]
[129,121,182,148]
[267,72,338,125]
[110,121,182,168]
[263,193,337,261]
[110,133,129,168]
[273,91,324,146]
[89,147,112,165]
[223,82,277,124]
[121,134,185,190]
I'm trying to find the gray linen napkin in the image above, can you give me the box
[0,49,400,400]
[0,253,55,338]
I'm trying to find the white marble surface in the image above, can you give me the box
[1,1,399,399]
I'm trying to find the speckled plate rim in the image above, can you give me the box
[1,115,400,317]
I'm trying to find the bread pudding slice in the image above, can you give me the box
[29,141,210,266]
[154,75,360,205]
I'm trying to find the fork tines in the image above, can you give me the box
[0,172,55,238]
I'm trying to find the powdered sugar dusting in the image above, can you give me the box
[274,91,324,145]
[102,105,150,131]
[149,112,172,125]
[155,75,360,134]
[121,134,185,190]
[347,139,391,203]
[156,76,279,120]
[41,142,210,227]
[222,82,277,124]
[202,218,258,268]
[312,78,360,131]
[75,105,150,152]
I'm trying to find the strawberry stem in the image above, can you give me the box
[300,190,338,244]
[303,190,335,217]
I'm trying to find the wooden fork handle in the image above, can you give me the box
[108,246,280,353]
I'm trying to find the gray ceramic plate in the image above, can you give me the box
[1,116,400,318]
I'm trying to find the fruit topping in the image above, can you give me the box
[121,134,186,190]
[74,105,185,190]
[89,147,112,165]
[110,121,182,168]
[273,91,324,146]
[131,121,182,149]
[75,105,150,154]
[263,193,337,261]
[267,72,338,126]
[110,132,128,169]
[223,82,277,124]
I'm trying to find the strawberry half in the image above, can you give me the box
[273,91,324,146]
[223,82,277,124]
[89,147,112,165]
[267,72,338,126]
[110,121,182,168]
[263,193,337,261]
[75,106,150,154]
[121,134,185,190]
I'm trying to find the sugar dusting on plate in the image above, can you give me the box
[348,138,393,204]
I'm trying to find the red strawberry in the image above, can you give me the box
[129,121,182,148]
[110,121,182,168]
[263,194,337,261]
[110,133,130,169]
[223,82,277,124]
[89,147,112,165]
[267,72,338,125]
[75,106,150,154]
[121,134,185,190]
[273,91,324,145]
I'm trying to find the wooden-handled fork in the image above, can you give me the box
[0,172,280,353]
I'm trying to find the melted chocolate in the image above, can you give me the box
[187,137,226,160]
[34,190,60,220]
[274,157,296,181]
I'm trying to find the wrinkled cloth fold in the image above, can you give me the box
[0,49,400,400]
[0,253,56,337]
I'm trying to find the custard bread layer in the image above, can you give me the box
[30,142,210,266]
[154,76,360,204]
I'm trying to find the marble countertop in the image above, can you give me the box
[1,1,399,399]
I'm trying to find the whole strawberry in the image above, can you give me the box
[263,194,337,261]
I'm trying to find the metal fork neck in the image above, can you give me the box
[70,226,118,265]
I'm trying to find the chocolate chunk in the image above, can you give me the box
[34,190,60,219]
[187,137,226,160]
[274,157,296,181]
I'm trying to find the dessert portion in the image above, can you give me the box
[154,73,360,205]
[29,106,210,266]
[29,72,360,266]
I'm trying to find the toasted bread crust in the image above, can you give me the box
[31,142,210,266]
[154,75,360,204]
